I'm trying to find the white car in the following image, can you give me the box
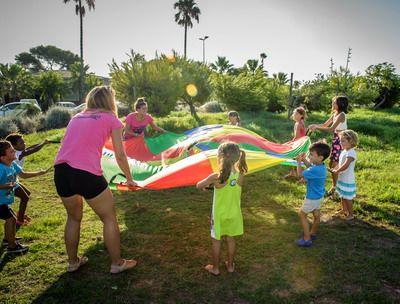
[20,99,41,110]
[55,102,77,109]
[0,102,41,117]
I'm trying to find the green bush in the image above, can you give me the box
[0,117,19,139]
[45,106,72,130]
[13,116,38,134]
[199,101,223,113]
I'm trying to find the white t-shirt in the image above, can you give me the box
[15,150,25,168]
[338,148,356,184]
[333,113,347,131]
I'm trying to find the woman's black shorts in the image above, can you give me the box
[54,163,108,200]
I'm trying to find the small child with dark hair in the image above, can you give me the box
[228,111,241,126]
[0,140,49,253]
[5,133,50,225]
[295,141,331,247]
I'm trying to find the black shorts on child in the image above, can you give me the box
[54,163,108,200]
[0,204,15,220]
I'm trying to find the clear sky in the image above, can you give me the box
[1,0,399,81]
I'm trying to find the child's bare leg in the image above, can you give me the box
[344,199,353,218]
[5,217,17,248]
[310,210,320,235]
[226,236,235,272]
[205,238,221,275]
[328,160,338,192]
[299,210,311,240]
[15,187,30,223]
[341,198,348,215]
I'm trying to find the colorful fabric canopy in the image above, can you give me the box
[102,124,310,191]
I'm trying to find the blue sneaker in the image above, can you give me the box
[299,233,317,241]
[295,238,312,247]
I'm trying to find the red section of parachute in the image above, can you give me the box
[104,137,160,162]
[139,153,214,190]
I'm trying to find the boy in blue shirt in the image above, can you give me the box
[295,141,331,247]
[0,141,49,254]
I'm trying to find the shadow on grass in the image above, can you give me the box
[29,169,400,303]
[0,248,24,273]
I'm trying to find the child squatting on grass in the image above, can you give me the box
[0,140,50,254]
[197,142,247,275]
[330,130,359,220]
[5,133,51,226]
[295,141,331,247]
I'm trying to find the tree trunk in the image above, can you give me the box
[79,0,83,103]
[373,94,387,109]
[184,24,187,59]
[187,99,201,124]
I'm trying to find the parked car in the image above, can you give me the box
[55,102,76,109]
[71,103,85,113]
[0,102,41,117]
[20,99,41,110]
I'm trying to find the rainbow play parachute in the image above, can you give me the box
[102,124,310,191]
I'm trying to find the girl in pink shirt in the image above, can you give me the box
[124,97,166,139]
[54,86,137,274]
[286,106,307,179]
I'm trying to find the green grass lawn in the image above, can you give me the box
[0,108,399,303]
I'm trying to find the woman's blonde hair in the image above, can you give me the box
[339,129,359,147]
[86,86,117,116]
[217,142,247,184]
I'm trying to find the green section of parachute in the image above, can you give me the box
[144,132,187,155]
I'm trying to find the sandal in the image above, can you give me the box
[67,256,89,273]
[325,187,336,197]
[110,259,137,274]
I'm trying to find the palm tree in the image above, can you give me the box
[260,53,267,68]
[174,0,201,59]
[0,64,33,102]
[63,0,95,102]
[246,59,259,73]
[210,56,234,74]
[273,72,289,85]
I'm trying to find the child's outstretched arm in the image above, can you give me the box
[196,173,219,190]
[309,113,344,133]
[331,157,355,174]
[18,167,51,179]
[295,153,309,177]
[21,140,50,158]
[0,182,16,190]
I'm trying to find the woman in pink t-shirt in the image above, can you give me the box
[54,86,137,274]
[124,97,166,139]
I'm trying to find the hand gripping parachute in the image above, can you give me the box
[102,124,310,191]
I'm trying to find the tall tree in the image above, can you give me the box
[63,0,95,102]
[210,56,234,74]
[174,0,201,59]
[15,45,79,72]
